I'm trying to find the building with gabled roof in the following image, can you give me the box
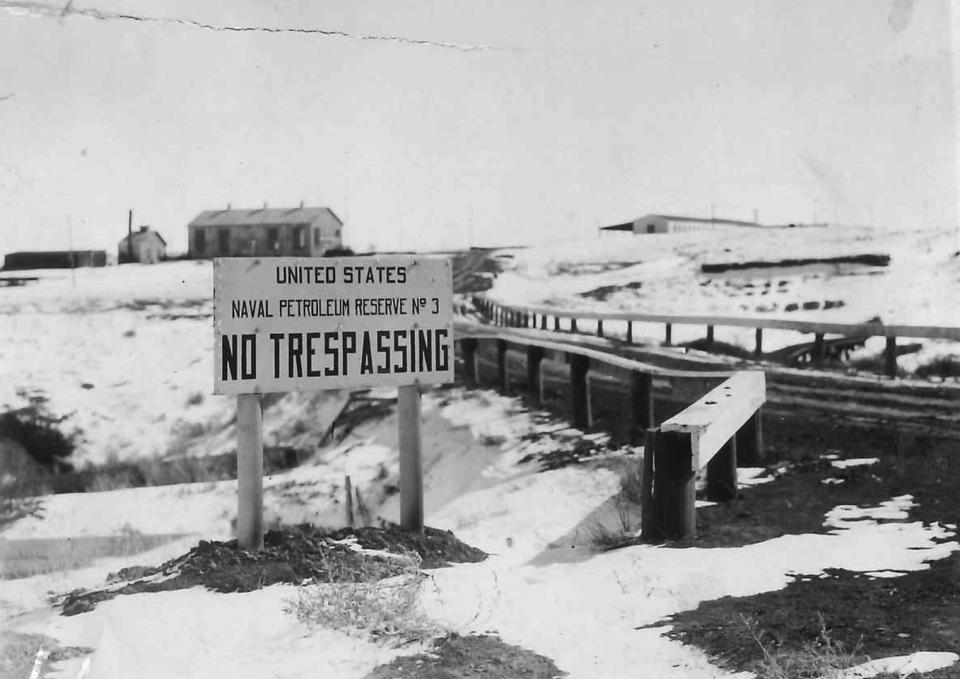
[600,213,762,235]
[187,204,344,258]
[118,226,167,264]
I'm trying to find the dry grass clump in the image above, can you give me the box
[285,550,441,645]
[742,614,865,679]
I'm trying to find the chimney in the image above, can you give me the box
[127,210,133,263]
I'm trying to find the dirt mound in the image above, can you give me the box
[364,633,567,678]
[326,524,488,569]
[59,523,486,616]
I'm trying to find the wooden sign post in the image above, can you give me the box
[214,256,453,549]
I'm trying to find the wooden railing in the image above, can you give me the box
[455,332,766,541]
[471,296,960,377]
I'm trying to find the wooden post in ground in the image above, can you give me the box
[540,314,547,330]
[754,328,763,358]
[344,475,355,527]
[571,317,579,333]
[398,384,424,534]
[665,323,673,346]
[706,325,715,350]
[813,333,825,365]
[597,320,604,337]
[626,321,633,344]
[568,353,590,429]
[526,346,545,407]
[497,339,509,391]
[554,316,560,332]
[461,338,479,386]
[640,428,659,541]
[735,409,764,466]
[630,371,655,442]
[653,430,696,540]
[885,337,898,378]
[236,393,264,551]
[705,436,738,502]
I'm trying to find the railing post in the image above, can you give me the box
[735,409,764,466]
[640,428,659,541]
[813,333,825,365]
[654,430,696,540]
[706,325,715,349]
[540,314,547,330]
[553,316,560,332]
[597,319,604,337]
[526,346,545,407]
[568,353,590,429]
[630,370,654,442]
[885,336,898,378]
[754,328,763,358]
[705,436,738,502]
[497,339,509,391]
[461,338,479,387]
[571,317,579,333]
[664,323,672,346]
[626,321,633,344]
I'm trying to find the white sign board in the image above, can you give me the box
[214,256,453,394]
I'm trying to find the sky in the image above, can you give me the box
[0,0,956,257]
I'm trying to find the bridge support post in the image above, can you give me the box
[497,339,509,391]
[526,346,545,407]
[630,371,654,442]
[640,428,659,541]
[706,325,715,349]
[541,314,547,330]
[461,338,479,387]
[653,430,696,540]
[553,316,560,332]
[705,436,738,502]
[597,320,604,337]
[885,337,898,378]
[664,323,672,346]
[813,333,825,364]
[626,321,633,344]
[568,353,590,429]
[735,409,764,466]
[571,318,579,333]
[754,328,763,358]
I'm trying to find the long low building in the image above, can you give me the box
[3,250,107,270]
[188,205,344,258]
[601,213,761,235]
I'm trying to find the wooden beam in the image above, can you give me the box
[626,321,633,344]
[885,336,898,378]
[660,370,766,470]
[754,327,763,357]
[665,323,672,346]
[497,339,509,391]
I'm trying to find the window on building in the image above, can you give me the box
[294,227,306,249]
[267,227,279,251]
[194,229,205,255]
[218,228,230,253]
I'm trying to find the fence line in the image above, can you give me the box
[471,295,960,377]
[455,331,766,541]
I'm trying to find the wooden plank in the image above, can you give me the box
[661,370,766,470]
[493,302,960,341]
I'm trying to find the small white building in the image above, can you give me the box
[118,227,167,264]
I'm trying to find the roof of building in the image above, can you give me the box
[188,207,343,228]
[601,214,762,230]
[119,228,167,246]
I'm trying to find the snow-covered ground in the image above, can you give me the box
[486,226,960,360]
[3,389,957,679]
